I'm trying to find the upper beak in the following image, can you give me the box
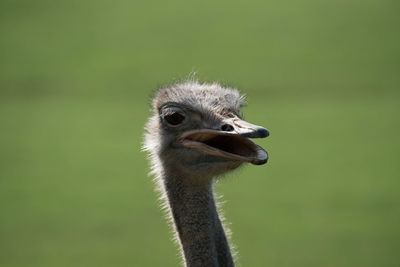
[180,118,270,165]
[225,117,270,138]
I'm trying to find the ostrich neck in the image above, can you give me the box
[162,173,235,267]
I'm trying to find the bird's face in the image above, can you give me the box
[146,83,269,182]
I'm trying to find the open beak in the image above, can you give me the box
[179,118,269,165]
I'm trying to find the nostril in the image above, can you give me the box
[221,124,234,132]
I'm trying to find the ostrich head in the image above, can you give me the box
[144,81,269,185]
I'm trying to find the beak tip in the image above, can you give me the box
[258,128,270,138]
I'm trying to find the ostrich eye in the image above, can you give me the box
[164,112,185,126]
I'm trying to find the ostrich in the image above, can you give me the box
[143,81,269,267]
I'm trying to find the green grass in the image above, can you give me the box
[0,0,399,266]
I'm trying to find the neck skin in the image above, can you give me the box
[162,172,235,267]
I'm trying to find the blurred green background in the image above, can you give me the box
[1,0,399,266]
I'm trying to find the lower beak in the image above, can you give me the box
[179,121,269,165]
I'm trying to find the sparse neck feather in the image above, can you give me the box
[162,172,235,267]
